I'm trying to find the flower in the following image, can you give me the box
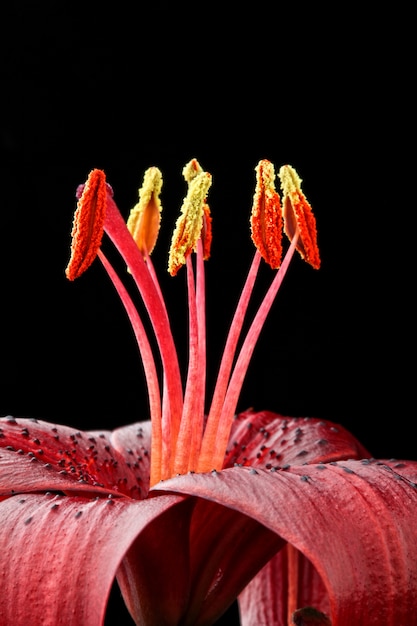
[1,159,417,626]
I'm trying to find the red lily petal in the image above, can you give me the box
[0,492,185,626]
[0,416,151,499]
[153,460,417,626]
[224,409,370,468]
[185,497,283,625]
[239,545,330,625]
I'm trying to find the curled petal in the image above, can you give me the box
[126,166,163,257]
[65,169,107,280]
[157,460,417,626]
[279,165,321,269]
[0,493,185,626]
[250,159,283,269]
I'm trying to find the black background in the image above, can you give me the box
[1,3,413,625]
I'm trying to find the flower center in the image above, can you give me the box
[65,159,320,486]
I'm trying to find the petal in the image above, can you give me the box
[115,496,196,625]
[154,459,417,625]
[0,417,151,498]
[239,547,330,625]
[185,497,283,625]
[224,410,370,469]
[0,492,185,626]
[239,546,330,625]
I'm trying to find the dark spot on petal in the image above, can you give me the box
[250,469,258,475]
[24,517,33,525]
[75,511,83,518]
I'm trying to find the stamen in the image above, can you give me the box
[168,166,212,276]
[65,169,107,280]
[182,158,212,261]
[126,167,163,257]
[66,160,320,486]
[250,160,283,269]
[171,160,211,474]
[279,165,321,269]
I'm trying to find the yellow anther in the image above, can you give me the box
[168,162,212,276]
[127,167,163,257]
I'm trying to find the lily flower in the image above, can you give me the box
[1,159,416,626]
